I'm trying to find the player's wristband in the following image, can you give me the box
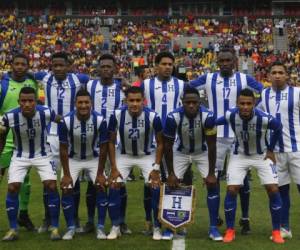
[152,163,160,171]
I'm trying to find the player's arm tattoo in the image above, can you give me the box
[163,135,175,175]
[206,134,217,176]
[97,142,108,176]
[155,131,164,165]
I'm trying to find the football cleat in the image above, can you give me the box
[96,228,107,240]
[152,227,162,241]
[62,228,75,240]
[209,227,223,241]
[107,226,121,240]
[223,229,235,243]
[2,229,18,241]
[271,230,285,244]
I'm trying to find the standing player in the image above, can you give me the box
[58,89,109,240]
[33,52,90,232]
[0,53,39,231]
[86,54,130,234]
[0,87,61,241]
[164,87,221,240]
[260,61,300,239]
[140,51,185,238]
[190,47,263,234]
[215,88,284,244]
[108,86,164,240]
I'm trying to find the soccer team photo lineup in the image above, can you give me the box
[1,0,300,249]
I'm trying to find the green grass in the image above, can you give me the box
[0,167,299,250]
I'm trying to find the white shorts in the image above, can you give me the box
[61,158,98,185]
[227,153,278,185]
[116,153,155,183]
[8,155,57,184]
[47,134,59,157]
[173,151,217,179]
[275,152,300,186]
[216,137,234,171]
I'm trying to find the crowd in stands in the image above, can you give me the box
[0,14,300,86]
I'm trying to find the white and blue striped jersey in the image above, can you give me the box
[58,110,108,160]
[2,105,56,158]
[190,72,263,138]
[140,77,185,126]
[108,107,163,156]
[260,86,300,153]
[163,106,215,154]
[215,108,282,155]
[86,78,124,120]
[34,72,89,134]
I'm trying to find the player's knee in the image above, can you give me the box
[8,183,21,194]
[44,180,57,193]
[265,184,279,194]
[227,185,240,195]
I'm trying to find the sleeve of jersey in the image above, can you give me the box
[1,114,9,128]
[204,112,217,135]
[267,116,283,152]
[163,114,177,138]
[76,73,90,86]
[246,75,263,93]
[215,116,228,126]
[49,108,57,122]
[33,71,47,81]
[108,114,118,132]
[98,119,108,144]
[153,115,163,133]
[189,74,207,90]
[58,120,68,144]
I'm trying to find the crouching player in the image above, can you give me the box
[0,87,61,241]
[215,88,284,244]
[58,88,110,240]
[108,86,164,240]
[164,86,221,240]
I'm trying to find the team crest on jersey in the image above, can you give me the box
[159,184,196,230]
[229,79,236,86]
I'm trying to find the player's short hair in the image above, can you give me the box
[51,52,69,62]
[137,65,149,76]
[239,88,255,99]
[98,54,116,64]
[125,86,144,97]
[155,51,175,65]
[75,88,91,99]
[19,87,37,98]
[183,86,200,99]
[269,61,287,73]
[12,53,29,65]
[218,46,235,57]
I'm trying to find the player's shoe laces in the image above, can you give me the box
[280,227,292,239]
[50,228,61,241]
[271,230,285,244]
[209,227,223,241]
[239,218,251,235]
[223,229,235,243]
[107,226,121,240]
[37,219,51,233]
[141,221,153,236]
[62,228,75,240]
[83,222,95,233]
[18,212,35,231]
[2,229,18,241]
[120,223,132,234]
[162,228,174,240]
[96,228,107,240]
[152,227,162,240]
